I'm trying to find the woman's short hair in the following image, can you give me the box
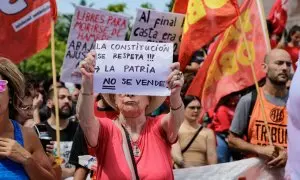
[183,96,200,108]
[0,57,25,117]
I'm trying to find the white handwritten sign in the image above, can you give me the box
[130,8,184,54]
[94,40,173,96]
[60,6,129,84]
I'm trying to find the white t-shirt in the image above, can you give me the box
[286,64,300,179]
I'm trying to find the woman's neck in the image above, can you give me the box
[118,113,147,134]
[183,119,199,129]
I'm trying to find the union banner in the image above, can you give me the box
[0,0,57,63]
[187,0,270,112]
[179,0,239,71]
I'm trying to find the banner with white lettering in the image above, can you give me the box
[173,158,284,180]
[60,6,129,83]
[130,8,184,54]
[94,40,173,96]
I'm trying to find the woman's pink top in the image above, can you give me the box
[92,115,174,180]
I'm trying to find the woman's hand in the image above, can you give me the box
[0,137,31,165]
[167,62,184,96]
[79,51,96,91]
[167,62,184,108]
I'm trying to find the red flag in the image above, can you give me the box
[179,0,239,71]
[0,0,57,64]
[268,0,288,35]
[172,0,189,14]
[187,0,270,112]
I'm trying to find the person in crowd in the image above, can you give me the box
[72,84,81,103]
[212,93,240,163]
[77,51,184,179]
[278,25,300,70]
[36,85,78,179]
[184,49,206,75]
[11,87,43,128]
[69,94,118,179]
[286,74,293,90]
[285,50,300,179]
[38,78,65,122]
[172,96,217,168]
[228,49,291,168]
[0,57,56,179]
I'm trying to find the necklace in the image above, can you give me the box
[121,124,141,157]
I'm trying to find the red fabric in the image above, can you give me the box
[186,0,269,112]
[93,115,174,180]
[213,106,234,133]
[179,0,239,71]
[268,0,288,35]
[284,45,300,70]
[172,0,189,14]
[93,101,118,120]
[0,0,57,64]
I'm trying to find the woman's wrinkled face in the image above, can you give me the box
[0,75,9,116]
[184,99,201,122]
[115,94,150,118]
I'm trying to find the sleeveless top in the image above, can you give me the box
[247,89,288,148]
[0,120,29,179]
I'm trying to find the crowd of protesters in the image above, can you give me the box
[0,22,299,179]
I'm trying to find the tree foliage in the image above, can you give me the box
[140,3,154,9]
[18,38,66,78]
[166,0,175,12]
[107,3,126,12]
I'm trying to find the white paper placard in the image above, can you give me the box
[130,8,184,55]
[60,6,129,84]
[94,40,173,96]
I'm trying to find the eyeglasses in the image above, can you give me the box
[188,106,201,110]
[19,105,33,111]
[0,80,8,93]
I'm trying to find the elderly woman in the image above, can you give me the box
[0,57,56,179]
[77,51,184,179]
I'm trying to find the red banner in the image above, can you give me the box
[0,0,57,64]
[187,0,269,112]
[179,0,239,71]
[172,0,189,14]
[268,0,288,35]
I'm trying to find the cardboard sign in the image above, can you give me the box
[130,8,184,54]
[53,141,74,169]
[60,6,129,83]
[94,40,173,96]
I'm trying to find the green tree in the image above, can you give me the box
[140,3,154,9]
[166,0,175,12]
[18,38,66,78]
[107,3,126,12]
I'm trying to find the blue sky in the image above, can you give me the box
[57,0,171,18]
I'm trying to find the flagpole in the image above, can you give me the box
[256,0,271,51]
[237,18,273,146]
[51,19,61,158]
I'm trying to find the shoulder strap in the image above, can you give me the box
[181,126,203,154]
[121,125,140,180]
[245,90,258,137]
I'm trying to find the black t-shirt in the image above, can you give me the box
[38,119,78,141]
[69,126,89,169]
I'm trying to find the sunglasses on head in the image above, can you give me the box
[0,80,8,93]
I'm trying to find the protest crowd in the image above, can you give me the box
[0,0,300,180]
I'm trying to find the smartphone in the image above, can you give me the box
[34,124,52,151]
